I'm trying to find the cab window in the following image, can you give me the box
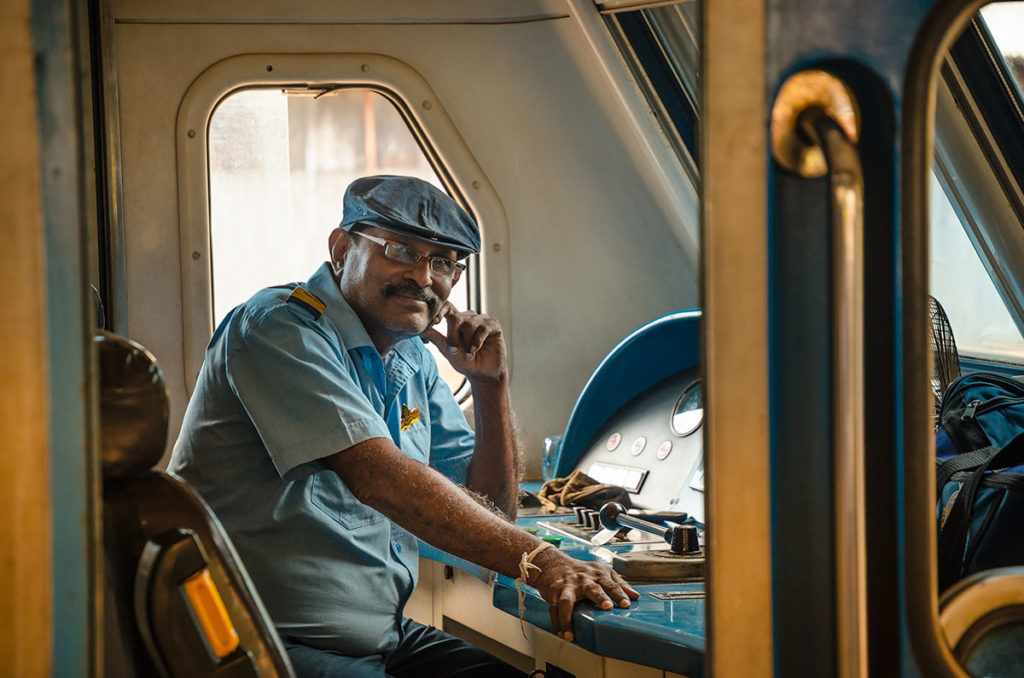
[208,87,471,393]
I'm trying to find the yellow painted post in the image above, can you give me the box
[0,0,54,675]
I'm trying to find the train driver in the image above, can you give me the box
[169,175,639,677]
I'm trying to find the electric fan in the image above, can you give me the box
[929,295,961,426]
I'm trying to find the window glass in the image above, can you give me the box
[929,169,1024,361]
[980,2,1024,95]
[607,2,700,175]
[208,88,470,392]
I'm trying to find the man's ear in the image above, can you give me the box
[328,228,349,275]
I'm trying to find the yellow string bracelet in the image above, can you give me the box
[514,541,554,637]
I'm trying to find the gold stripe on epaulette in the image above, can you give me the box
[287,286,326,318]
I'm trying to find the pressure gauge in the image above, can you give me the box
[671,380,703,437]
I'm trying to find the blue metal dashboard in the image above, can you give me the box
[422,310,707,675]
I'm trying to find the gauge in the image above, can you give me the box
[671,380,703,436]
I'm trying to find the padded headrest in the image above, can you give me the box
[96,330,169,479]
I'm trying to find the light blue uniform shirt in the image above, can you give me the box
[169,263,475,657]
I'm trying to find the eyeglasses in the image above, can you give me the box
[352,230,467,281]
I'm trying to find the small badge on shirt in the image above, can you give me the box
[286,286,326,319]
[401,405,420,431]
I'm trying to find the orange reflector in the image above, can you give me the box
[183,568,239,658]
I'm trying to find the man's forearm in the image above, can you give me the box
[329,438,533,577]
[465,377,520,518]
[327,438,639,639]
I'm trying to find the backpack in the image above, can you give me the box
[936,371,1024,591]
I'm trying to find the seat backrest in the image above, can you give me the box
[97,330,294,678]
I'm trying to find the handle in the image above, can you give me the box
[772,71,866,678]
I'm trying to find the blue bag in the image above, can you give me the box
[936,372,1024,591]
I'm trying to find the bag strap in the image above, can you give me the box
[937,432,1024,590]
[936,446,998,489]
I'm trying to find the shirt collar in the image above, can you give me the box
[305,262,426,368]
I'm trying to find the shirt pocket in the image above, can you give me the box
[310,471,386,530]
[399,422,430,464]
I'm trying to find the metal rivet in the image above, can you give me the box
[422,100,432,110]
[472,181,481,189]
[187,129,196,138]
[492,243,501,252]
[266,65,273,72]
[192,251,201,260]
[361,64,370,72]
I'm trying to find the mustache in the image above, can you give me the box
[383,282,440,314]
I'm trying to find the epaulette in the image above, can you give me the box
[286,286,326,319]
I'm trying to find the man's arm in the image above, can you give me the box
[423,306,519,518]
[325,438,639,640]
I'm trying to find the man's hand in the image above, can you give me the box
[528,548,641,641]
[422,304,506,383]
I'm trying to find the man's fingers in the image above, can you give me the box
[421,327,447,350]
[466,324,496,358]
[536,564,641,643]
[557,590,577,641]
[445,311,463,355]
[600,573,639,605]
[583,581,614,610]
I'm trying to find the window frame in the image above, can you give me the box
[904,1,1024,674]
[175,53,509,400]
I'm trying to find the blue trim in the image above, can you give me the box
[960,356,1024,377]
[33,0,92,673]
[416,542,492,582]
[555,310,701,478]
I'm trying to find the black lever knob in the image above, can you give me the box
[598,502,701,555]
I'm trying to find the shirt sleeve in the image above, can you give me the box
[225,304,392,481]
[421,350,475,485]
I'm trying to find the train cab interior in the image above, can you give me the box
[6,0,1024,676]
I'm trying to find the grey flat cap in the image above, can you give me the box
[339,175,480,258]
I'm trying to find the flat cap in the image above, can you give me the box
[339,175,480,258]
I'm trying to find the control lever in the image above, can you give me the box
[590,502,701,555]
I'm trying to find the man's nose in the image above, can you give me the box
[404,257,433,287]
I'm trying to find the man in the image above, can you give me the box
[170,175,638,677]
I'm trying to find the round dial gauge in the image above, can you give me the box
[671,380,704,436]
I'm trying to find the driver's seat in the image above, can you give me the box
[98,330,294,677]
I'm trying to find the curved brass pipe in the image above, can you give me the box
[773,73,866,678]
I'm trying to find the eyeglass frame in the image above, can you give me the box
[350,229,467,281]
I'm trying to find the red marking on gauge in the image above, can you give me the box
[657,440,673,460]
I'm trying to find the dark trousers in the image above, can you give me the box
[282,618,528,678]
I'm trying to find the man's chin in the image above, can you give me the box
[383,314,432,339]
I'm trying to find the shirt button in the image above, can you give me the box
[395,542,402,553]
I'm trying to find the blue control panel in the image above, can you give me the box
[423,310,707,676]
[420,507,706,676]
[496,510,705,676]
